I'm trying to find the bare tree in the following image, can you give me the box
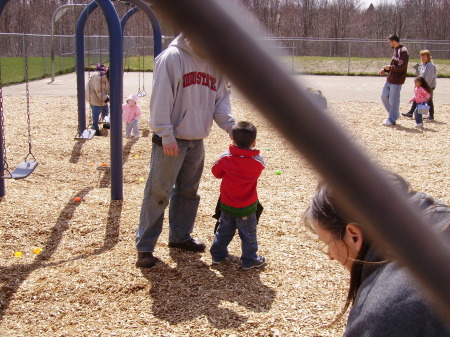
[0,0,448,59]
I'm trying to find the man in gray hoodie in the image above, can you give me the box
[135,34,236,268]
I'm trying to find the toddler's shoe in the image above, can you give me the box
[242,256,266,270]
[211,258,225,265]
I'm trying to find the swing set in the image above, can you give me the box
[1,0,162,201]
[122,2,148,98]
[0,33,38,184]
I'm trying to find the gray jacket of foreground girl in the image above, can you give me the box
[345,192,450,337]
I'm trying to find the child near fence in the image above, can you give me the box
[122,94,142,139]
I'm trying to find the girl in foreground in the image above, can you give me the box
[304,173,450,336]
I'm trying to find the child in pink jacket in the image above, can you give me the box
[409,76,431,128]
[122,94,142,139]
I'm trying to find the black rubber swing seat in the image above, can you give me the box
[2,161,38,179]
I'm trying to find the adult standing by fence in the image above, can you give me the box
[402,50,437,120]
[379,34,409,126]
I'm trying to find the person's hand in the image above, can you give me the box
[378,69,385,75]
[163,141,179,157]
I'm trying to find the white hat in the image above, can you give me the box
[127,94,138,104]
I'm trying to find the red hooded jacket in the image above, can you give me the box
[212,145,265,209]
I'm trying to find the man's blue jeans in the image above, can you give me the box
[90,104,109,130]
[210,212,259,268]
[136,139,205,253]
[381,82,402,124]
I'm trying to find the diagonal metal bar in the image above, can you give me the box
[145,0,450,322]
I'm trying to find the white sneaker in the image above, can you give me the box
[382,119,394,126]
[415,123,423,128]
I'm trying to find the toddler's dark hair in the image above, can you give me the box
[232,121,257,149]
[415,76,432,94]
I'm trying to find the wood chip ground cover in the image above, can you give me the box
[0,93,448,336]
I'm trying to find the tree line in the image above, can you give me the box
[241,0,449,41]
[0,0,448,43]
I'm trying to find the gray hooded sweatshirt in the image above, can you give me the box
[149,35,235,145]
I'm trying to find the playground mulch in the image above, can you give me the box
[0,93,449,336]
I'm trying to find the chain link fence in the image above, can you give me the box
[1,33,449,85]
[273,37,450,76]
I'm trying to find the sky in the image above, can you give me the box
[359,0,395,9]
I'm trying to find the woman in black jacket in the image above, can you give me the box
[304,173,450,336]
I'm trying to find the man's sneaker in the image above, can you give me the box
[401,112,413,118]
[382,119,395,126]
[136,252,157,268]
[242,256,266,270]
[425,116,434,120]
[168,238,206,252]
[415,123,423,128]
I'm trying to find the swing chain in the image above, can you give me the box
[137,45,142,96]
[139,42,147,97]
[0,56,11,175]
[137,19,147,97]
[1,88,11,175]
[24,43,33,158]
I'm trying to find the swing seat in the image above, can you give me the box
[3,161,38,180]
[75,129,95,140]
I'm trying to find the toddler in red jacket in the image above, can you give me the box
[210,121,266,269]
